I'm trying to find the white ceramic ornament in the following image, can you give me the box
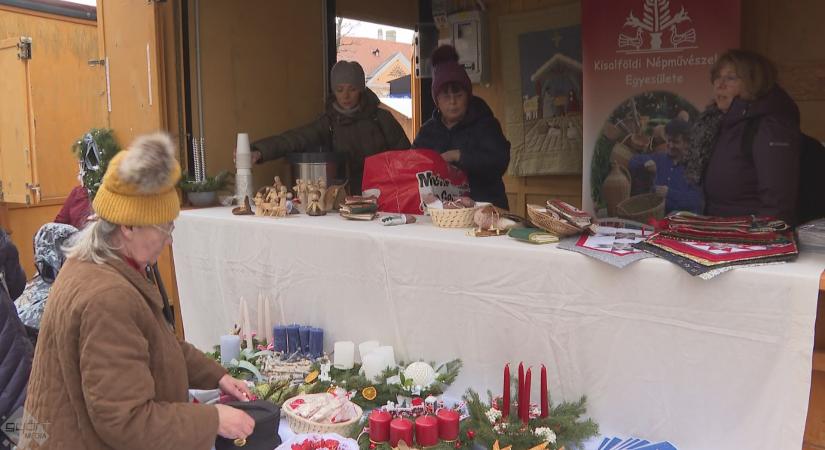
[403,361,436,387]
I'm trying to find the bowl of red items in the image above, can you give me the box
[276,433,359,450]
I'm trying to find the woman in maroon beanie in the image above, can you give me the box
[413,45,511,210]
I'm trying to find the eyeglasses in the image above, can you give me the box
[714,74,740,85]
[151,223,175,239]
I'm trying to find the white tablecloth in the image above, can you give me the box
[173,207,825,450]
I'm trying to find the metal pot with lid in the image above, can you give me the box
[287,150,347,184]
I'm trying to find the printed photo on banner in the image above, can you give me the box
[581,0,741,215]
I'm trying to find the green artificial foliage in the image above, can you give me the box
[304,359,463,410]
[71,128,122,200]
[251,378,302,406]
[458,390,598,450]
[179,170,231,193]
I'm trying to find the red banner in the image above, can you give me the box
[582,0,740,215]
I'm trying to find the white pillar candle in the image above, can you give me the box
[256,293,265,341]
[333,341,355,370]
[362,351,385,382]
[241,297,253,350]
[374,346,396,370]
[219,334,241,365]
[264,296,273,346]
[358,340,380,362]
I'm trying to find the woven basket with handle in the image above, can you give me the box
[616,193,665,223]
[526,204,581,237]
[282,395,363,435]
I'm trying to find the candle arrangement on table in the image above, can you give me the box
[447,362,598,450]
[506,361,548,422]
[272,324,325,359]
[365,407,461,448]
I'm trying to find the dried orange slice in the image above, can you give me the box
[326,386,338,394]
[361,386,377,400]
[304,370,319,384]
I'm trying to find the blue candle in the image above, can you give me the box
[273,325,287,353]
[309,328,324,358]
[299,326,311,354]
[286,324,300,354]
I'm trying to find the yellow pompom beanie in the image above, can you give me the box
[92,132,181,226]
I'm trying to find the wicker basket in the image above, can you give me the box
[283,395,363,435]
[526,204,581,237]
[429,206,478,228]
[616,193,665,223]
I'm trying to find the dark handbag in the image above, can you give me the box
[215,400,281,450]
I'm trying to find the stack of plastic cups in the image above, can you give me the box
[235,133,255,206]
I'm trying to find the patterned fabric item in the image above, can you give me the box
[635,211,799,278]
[14,223,77,328]
[643,234,798,266]
[557,218,655,268]
[15,277,50,329]
[683,104,724,184]
[633,241,795,279]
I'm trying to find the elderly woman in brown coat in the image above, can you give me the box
[23,133,255,449]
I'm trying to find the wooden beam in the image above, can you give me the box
[815,350,825,373]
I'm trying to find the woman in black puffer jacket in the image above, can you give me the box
[413,45,511,210]
[0,228,32,421]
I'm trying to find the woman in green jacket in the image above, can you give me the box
[250,61,410,194]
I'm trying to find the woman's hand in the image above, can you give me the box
[441,149,461,163]
[215,404,255,440]
[218,374,253,401]
[233,148,262,165]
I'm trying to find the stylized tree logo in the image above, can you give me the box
[617,0,697,53]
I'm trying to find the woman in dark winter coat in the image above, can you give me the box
[1,229,25,299]
[684,49,801,224]
[249,60,410,194]
[0,228,33,422]
[413,45,511,209]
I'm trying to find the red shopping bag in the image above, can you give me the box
[362,149,469,214]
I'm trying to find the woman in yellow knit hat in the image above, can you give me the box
[23,133,255,449]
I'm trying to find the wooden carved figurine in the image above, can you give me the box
[306,191,325,216]
[318,178,327,210]
[323,181,348,211]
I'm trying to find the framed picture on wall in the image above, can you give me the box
[500,3,582,176]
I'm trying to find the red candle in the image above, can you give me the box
[502,363,511,418]
[437,409,460,441]
[368,410,392,443]
[415,415,439,447]
[517,362,524,420]
[523,367,532,424]
[540,364,549,418]
[390,418,414,447]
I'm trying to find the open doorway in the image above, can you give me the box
[335,17,415,143]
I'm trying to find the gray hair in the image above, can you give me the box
[63,219,122,264]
